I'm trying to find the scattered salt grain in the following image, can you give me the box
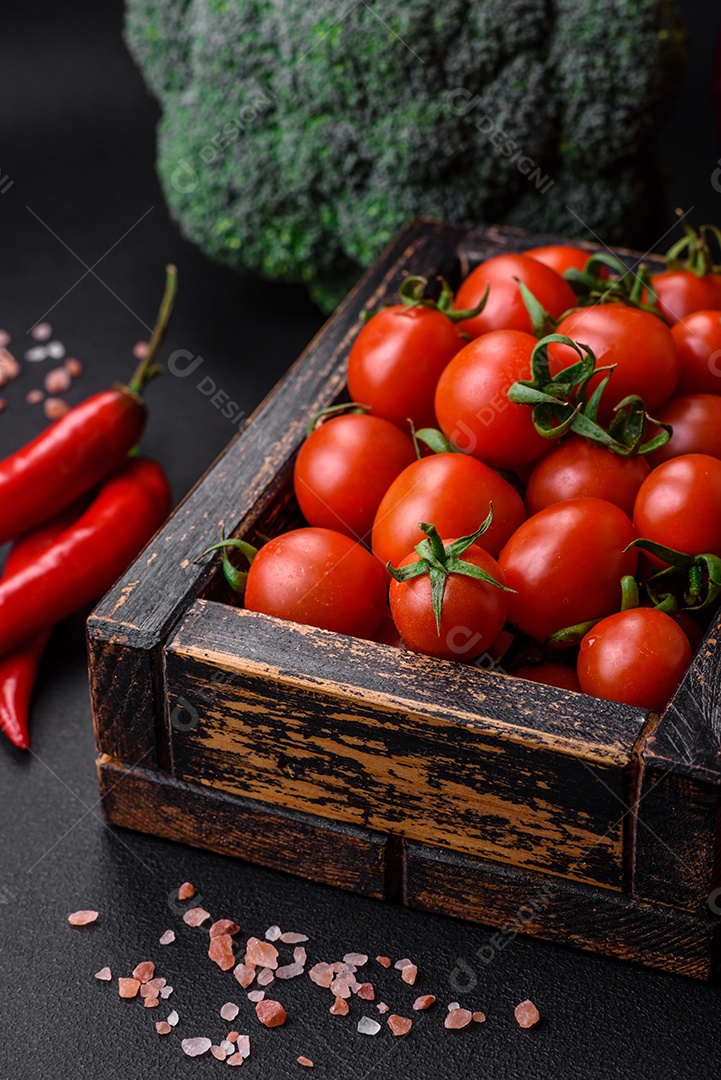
[330,997,349,1016]
[181,1037,212,1057]
[329,978,351,999]
[309,963,333,988]
[167,1010,179,1027]
[220,1040,236,1054]
[514,999,540,1029]
[159,986,173,999]
[227,1053,244,1066]
[118,978,140,999]
[276,962,304,980]
[448,1003,460,1011]
[26,389,44,404]
[294,946,307,966]
[44,397,69,420]
[226,1032,240,1043]
[178,881,195,900]
[376,1002,389,1015]
[159,930,175,945]
[234,963,256,988]
[31,322,52,341]
[183,906,211,927]
[141,979,166,998]
[279,932,308,944]
[376,956,391,968]
[94,967,112,981]
[343,952,368,966]
[0,330,9,347]
[356,983,375,1001]
[401,964,418,986]
[265,924,282,941]
[257,967,275,986]
[133,961,155,983]
[0,349,20,378]
[246,937,278,969]
[208,933,235,971]
[68,909,98,926]
[64,357,83,378]
[133,340,150,359]
[155,1021,171,1036]
[394,958,412,970]
[248,990,265,1003]
[210,919,240,938]
[210,1046,226,1061]
[255,1000,287,1028]
[298,1057,314,1068]
[46,341,65,360]
[413,995,436,1011]
[444,1008,473,1030]
[25,346,47,362]
[237,1034,251,1059]
[387,1015,413,1037]
[144,997,159,1008]
[357,1017,381,1036]
[220,1002,239,1022]
[44,367,71,394]
[473,1011,487,1023]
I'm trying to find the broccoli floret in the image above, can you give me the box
[125,0,684,310]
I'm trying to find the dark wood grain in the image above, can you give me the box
[163,600,649,891]
[403,841,719,980]
[97,755,395,899]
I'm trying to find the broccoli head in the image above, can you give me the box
[125,0,684,310]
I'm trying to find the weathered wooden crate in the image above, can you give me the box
[89,219,721,980]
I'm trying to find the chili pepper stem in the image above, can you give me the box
[127,264,178,396]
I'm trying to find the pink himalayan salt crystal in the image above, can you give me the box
[167,1010,179,1027]
[155,1021,172,1036]
[64,357,83,378]
[514,999,540,1029]
[183,906,210,927]
[248,990,265,1003]
[0,349,20,378]
[0,330,9,346]
[331,961,354,974]
[44,366,71,394]
[44,398,70,420]
[265,925,282,941]
[330,978,351,1000]
[159,930,175,945]
[226,1032,240,1043]
[220,1002,240,1022]
[237,1034,251,1059]
[357,1017,381,1036]
[448,1003,460,1011]
[401,964,418,986]
[227,1054,244,1066]
[68,910,98,926]
[245,937,278,969]
[144,997,159,1009]
[413,995,436,1011]
[118,978,140,999]
[141,979,167,999]
[133,340,150,360]
[25,346,47,362]
[210,919,240,938]
[280,932,308,944]
[26,389,44,404]
[257,967,275,986]
[388,1015,413,1037]
[294,946,307,966]
[221,1039,237,1054]
[210,1046,227,1061]
[159,986,173,999]
[132,961,155,984]
[376,956,391,968]
[277,962,304,980]
[394,958,412,970]
[256,1000,287,1028]
[356,983,375,1001]
[31,322,52,341]
[178,881,195,900]
[473,1011,487,1023]
[46,341,65,360]
[445,1008,473,1030]
[330,997,349,1016]
[208,934,235,971]
[234,963,256,988]
[376,1002,389,1015]
[181,1037,212,1057]
[298,1057,314,1068]
[309,963,333,988]
[343,952,368,966]
[94,967,112,981]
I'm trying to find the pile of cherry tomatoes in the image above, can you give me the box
[211,224,721,716]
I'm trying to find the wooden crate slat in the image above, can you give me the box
[164,601,650,891]
[97,755,395,899]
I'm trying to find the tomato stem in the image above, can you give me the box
[196,529,258,595]
[305,401,369,437]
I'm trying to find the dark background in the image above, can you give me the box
[1,3,721,1078]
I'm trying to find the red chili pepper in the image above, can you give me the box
[0,265,176,546]
[0,457,171,659]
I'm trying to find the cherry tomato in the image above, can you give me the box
[434,330,550,469]
[347,306,465,429]
[671,310,721,395]
[549,306,680,422]
[389,540,509,660]
[633,453,721,558]
[498,498,637,644]
[454,254,577,338]
[371,453,526,567]
[515,662,581,692]
[647,395,721,466]
[244,528,387,639]
[577,608,691,713]
[649,270,721,325]
[525,244,605,279]
[524,437,650,518]
[293,413,416,542]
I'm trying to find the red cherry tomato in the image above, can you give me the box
[371,453,526,567]
[434,330,550,469]
[671,310,721,395]
[244,528,387,639]
[347,306,465,429]
[647,395,721,466]
[633,453,721,558]
[524,436,650,518]
[577,608,691,713]
[293,413,416,542]
[454,254,576,338]
[389,541,509,660]
[649,270,721,325]
[549,306,680,422]
[525,244,605,279]
[498,498,637,644]
[515,662,581,692]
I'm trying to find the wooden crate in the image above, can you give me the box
[89,218,721,980]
